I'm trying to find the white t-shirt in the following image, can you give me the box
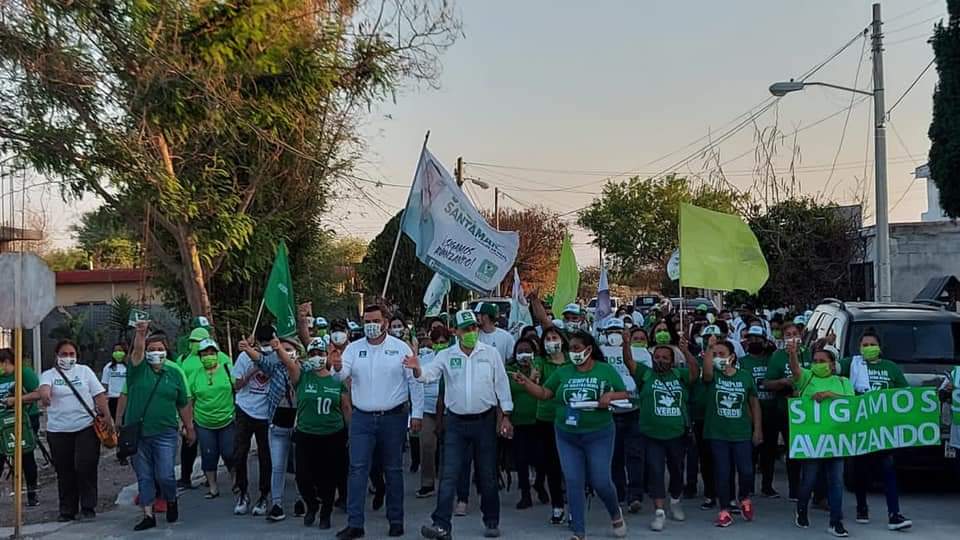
[478,327,515,364]
[337,335,424,418]
[39,365,105,433]
[100,363,128,399]
[232,352,271,420]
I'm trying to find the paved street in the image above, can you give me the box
[7,456,960,539]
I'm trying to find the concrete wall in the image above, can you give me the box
[864,220,960,302]
[56,282,158,306]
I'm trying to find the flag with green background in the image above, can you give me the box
[551,234,580,315]
[264,241,297,337]
[679,203,768,294]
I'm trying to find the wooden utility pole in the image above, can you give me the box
[455,156,464,186]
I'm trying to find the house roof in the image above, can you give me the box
[56,269,144,285]
[914,275,960,303]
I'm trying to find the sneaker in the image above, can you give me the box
[550,507,566,525]
[176,479,194,490]
[761,487,781,499]
[420,524,452,540]
[267,504,286,522]
[317,514,331,530]
[670,498,685,521]
[27,492,39,507]
[728,500,741,515]
[650,509,666,531]
[294,499,305,517]
[388,524,404,537]
[856,507,869,524]
[516,493,533,510]
[335,526,365,539]
[888,513,912,531]
[828,522,850,537]
[612,511,627,538]
[454,501,468,516]
[700,498,717,510]
[795,506,810,528]
[56,514,74,523]
[166,500,179,523]
[740,498,754,522]
[252,496,269,516]
[628,499,643,514]
[78,509,96,522]
[714,510,734,528]
[416,486,435,498]
[484,526,501,538]
[134,515,156,531]
[234,493,250,515]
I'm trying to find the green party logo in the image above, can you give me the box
[475,259,498,283]
[450,357,463,369]
[716,390,744,418]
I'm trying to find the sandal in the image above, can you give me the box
[204,491,220,499]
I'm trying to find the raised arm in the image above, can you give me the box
[788,339,803,384]
[679,335,700,385]
[527,289,554,330]
[623,334,637,375]
[510,370,554,401]
[296,302,314,352]
[701,336,717,383]
[130,320,149,367]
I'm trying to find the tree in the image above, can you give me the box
[577,175,739,277]
[929,1,960,218]
[0,0,459,320]
[72,206,139,269]
[43,249,90,271]
[481,206,567,294]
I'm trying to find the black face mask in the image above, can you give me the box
[747,342,765,355]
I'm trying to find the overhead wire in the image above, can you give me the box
[886,58,936,117]
[823,34,869,194]
[887,119,925,213]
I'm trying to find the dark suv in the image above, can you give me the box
[804,299,960,479]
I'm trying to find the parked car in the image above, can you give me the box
[586,296,622,317]
[633,295,662,316]
[804,299,960,482]
[670,297,718,313]
[467,297,512,324]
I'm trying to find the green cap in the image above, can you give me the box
[189,327,211,343]
[455,310,479,330]
[696,303,709,312]
[191,316,211,329]
[473,302,499,318]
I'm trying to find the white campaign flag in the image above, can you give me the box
[401,146,519,294]
[422,272,451,317]
[507,268,533,338]
[593,266,612,332]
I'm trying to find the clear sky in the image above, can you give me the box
[36,0,946,269]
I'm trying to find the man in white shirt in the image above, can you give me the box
[331,304,423,540]
[406,310,513,540]
[474,302,515,363]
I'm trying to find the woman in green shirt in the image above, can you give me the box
[188,339,235,499]
[702,339,762,528]
[285,337,351,530]
[513,330,629,540]
[506,337,540,510]
[533,326,570,523]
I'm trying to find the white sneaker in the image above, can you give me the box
[454,501,468,516]
[234,494,250,515]
[251,496,269,516]
[670,498,685,521]
[651,509,666,532]
[612,509,628,538]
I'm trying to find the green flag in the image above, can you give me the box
[679,203,768,294]
[551,234,580,314]
[264,241,297,337]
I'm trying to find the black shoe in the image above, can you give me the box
[388,524,404,537]
[79,509,96,522]
[856,507,869,524]
[303,508,317,527]
[795,506,810,528]
[27,491,39,507]
[134,515,157,531]
[549,507,565,525]
[336,526,365,539]
[828,521,849,537]
[176,479,194,490]
[267,504,286,522]
[888,513,913,531]
[166,500,179,523]
[421,524,452,540]
[318,513,332,530]
[416,486,435,498]
[761,487,781,499]
[294,499,306,517]
[535,485,550,504]
[516,492,533,510]
[57,514,74,523]
[700,498,717,510]
[372,491,385,511]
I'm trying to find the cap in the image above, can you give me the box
[696,303,709,312]
[279,335,304,352]
[603,318,625,331]
[455,310,479,329]
[347,321,360,331]
[551,319,565,330]
[314,317,329,328]
[747,325,766,337]
[198,338,219,352]
[189,327,211,343]
[473,302,499,318]
[793,315,808,326]
[562,303,582,316]
[701,325,723,337]
[820,344,840,361]
[307,337,327,353]
[191,316,211,329]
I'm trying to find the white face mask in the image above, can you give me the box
[364,323,383,340]
[544,340,562,354]
[713,356,730,370]
[330,331,348,345]
[389,327,405,338]
[56,356,77,370]
[145,351,167,365]
[569,350,588,365]
[606,333,623,347]
[283,348,298,360]
[260,345,274,355]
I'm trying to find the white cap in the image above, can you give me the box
[562,303,582,316]
[747,325,766,337]
[603,318,625,331]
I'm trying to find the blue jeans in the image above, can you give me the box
[612,411,645,503]
[709,439,753,509]
[133,428,179,507]
[853,451,900,515]
[555,424,622,536]
[432,410,499,531]
[798,458,844,525]
[195,422,236,472]
[269,425,294,506]
[346,409,408,528]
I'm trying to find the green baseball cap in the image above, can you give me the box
[189,327,211,343]
[455,310,479,329]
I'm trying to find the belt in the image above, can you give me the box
[449,408,495,421]
[354,403,406,416]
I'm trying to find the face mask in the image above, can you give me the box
[201,354,218,369]
[331,331,348,345]
[364,323,383,340]
[606,333,623,347]
[632,340,648,349]
[419,347,432,357]
[461,331,479,348]
[694,336,704,349]
[811,362,833,378]
[145,351,167,365]
[747,342,765,355]
[861,344,881,362]
[655,330,671,345]
[516,352,534,364]
[283,348,298,361]
[56,356,77,370]
[772,329,783,339]
[432,343,448,353]
[569,349,589,365]
[544,340,562,354]
[304,354,327,371]
[260,345,274,355]
[389,328,405,338]
[112,351,126,362]
[706,313,716,324]
[654,359,672,373]
[316,329,328,337]
[713,356,729,371]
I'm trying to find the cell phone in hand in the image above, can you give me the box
[128,309,150,327]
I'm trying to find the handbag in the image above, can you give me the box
[54,366,119,449]
[116,370,164,459]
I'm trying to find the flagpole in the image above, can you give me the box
[251,297,266,339]
[382,130,430,299]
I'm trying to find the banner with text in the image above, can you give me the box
[788,387,941,459]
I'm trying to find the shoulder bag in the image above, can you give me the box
[116,368,164,458]
[54,366,119,449]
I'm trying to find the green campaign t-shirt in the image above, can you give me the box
[766,348,812,413]
[739,354,776,410]
[0,367,40,417]
[188,360,235,430]
[124,361,189,437]
[534,355,570,422]
[795,367,854,398]
[507,361,538,426]
[296,371,347,435]
[543,362,626,434]
[704,368,757,442]
[633,364,690,440]
[839,357,908,391]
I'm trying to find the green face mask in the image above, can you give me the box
[655,330,671,345]
[317,329,328,337]
[632,340,648,349]
[811,362,833,378]
[201,355,218,370]
[772,329,783,339]
[861,344,881,362]
[112,351,126,362]
[461,331,479,348]
[432,343,448,353]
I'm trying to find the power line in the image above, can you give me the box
[886,32,934,46]
[885,0,941,24]
[885,13,943,35]
[888,119,925,213]
[887,58,936,116]
[823,35,869,193]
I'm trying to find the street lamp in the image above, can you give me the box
[768,3,890,302]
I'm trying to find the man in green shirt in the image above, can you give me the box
[739,325,781,498]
